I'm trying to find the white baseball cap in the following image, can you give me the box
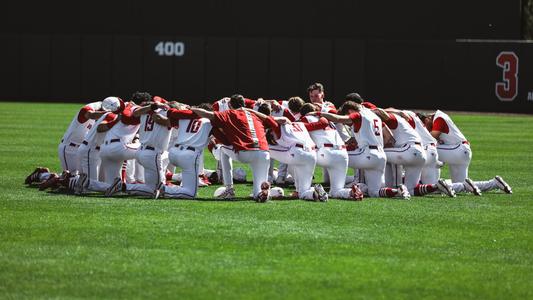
[102,96,122,112]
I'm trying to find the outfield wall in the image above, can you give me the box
[0,35,532,113]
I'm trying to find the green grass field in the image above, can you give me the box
[1,102,532,299]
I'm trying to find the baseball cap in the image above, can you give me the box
[102,97,123,112]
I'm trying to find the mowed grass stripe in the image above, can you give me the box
[0,102,532,299]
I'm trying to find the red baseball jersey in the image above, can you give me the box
[211,109,269,151]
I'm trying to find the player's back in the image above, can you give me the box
[353,109,384,148]
[433,110,468,145]
[174,117,212,149]
[84,112,117,146]
[61,101,102,144]
[301,115,344,147]
[276,122,316,149]
[139,110,172,151]
[104,103,141,144]
[387,113,422,147]
[405,110,437,145]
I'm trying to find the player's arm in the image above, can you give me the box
[372,108,391,122]
[384,108,411,121]
[382,124,396,147]
[153,113,171,127]
[430,130,441,139]
[97,114,120,132]
[190,107,214,120]
[133,102,166,117]
[85,110,106,120]
[315,112,353,125]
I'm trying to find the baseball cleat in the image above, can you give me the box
[104,178,123,197]
[39,173,60,191]
[350,183,364,201]
[313,184,329,202]
[437,179,456,198]
[464,178,482,196]
[494,176,512,194]
[74,173,88,195]
[397,184,411,200]
[153,182,165,199]
[25,167,50,185]
[255,181,271,203]
[215,186,236,200]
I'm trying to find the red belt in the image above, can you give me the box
[323,143,346,149]
[295,144,316,150]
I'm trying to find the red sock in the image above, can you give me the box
[414,184,437,196]
[379,188,396,197]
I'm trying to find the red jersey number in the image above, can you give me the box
[144,115,154,132]
[373,119,381,136]
[495,51,519,102]
[186,119,202,133]
[291,123,303,132]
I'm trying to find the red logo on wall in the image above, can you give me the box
[495,51,519,102]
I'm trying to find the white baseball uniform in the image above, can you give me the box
[77,112,119,192]
[99,102,141,185]
[268,122,317,200]
[404,110,440,184]
[301,115,353,199]
[433,110,502,192]
[123,109,172,196]
[164,110,213,199]
[346,109,389,197]
[58,101,102,172]
[383,113,426,194]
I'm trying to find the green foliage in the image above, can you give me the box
[1,103,532,299]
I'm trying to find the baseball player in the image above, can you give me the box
[419,110,512,195]
[105,96,170,197]
[191,94,272,202]
[373,108,456,197]
[74,97,122,194]
[250,104,329,201]
[153,103,213,199]
[299,103,363,200]
[317,101,411,199]
[58,101,108,173]
[98,92,150,188]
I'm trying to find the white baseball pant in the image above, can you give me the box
[385,143,426,194]
[270,145,317,200]
[220,146,270,198]
[58,141,80,173]
[420,144,440,184]
[316,147,352,199]
[164,146,203,199]
[99,140,139,184]
[348,146,387,197]
[437,143,471,183]
[123,147,166,196]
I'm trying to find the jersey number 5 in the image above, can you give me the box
[495,51,519,102]
[373,119,381,136]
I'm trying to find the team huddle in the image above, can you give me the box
[25,83,512,202]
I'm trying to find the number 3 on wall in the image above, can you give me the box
[495,51,519,102]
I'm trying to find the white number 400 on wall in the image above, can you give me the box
[495,51,519,102]
[155,41,185,57]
